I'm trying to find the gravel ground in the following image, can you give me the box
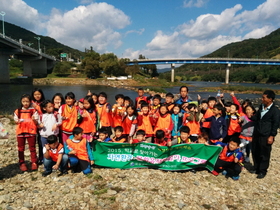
[0,117,280,210]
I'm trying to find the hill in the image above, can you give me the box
[163,28,280,83]
[0,21,85,60]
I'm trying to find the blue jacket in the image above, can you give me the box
[171,113,183,137]
[205,116,227,140]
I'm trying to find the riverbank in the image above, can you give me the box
[1,117,280,209]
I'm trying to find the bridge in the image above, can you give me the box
[0,33,56,83]
[128,58,280,84]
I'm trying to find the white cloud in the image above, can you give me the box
[183,0,208,8]
[0,0,41,32]
[243,26,275,39]
[46,2,131,52]
[125,28,145,37]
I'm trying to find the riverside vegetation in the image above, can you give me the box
[0,117,280,209]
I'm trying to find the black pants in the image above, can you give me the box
[214,159,242,177]
[251,135,272,174]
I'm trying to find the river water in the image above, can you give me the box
[1,81,279,114]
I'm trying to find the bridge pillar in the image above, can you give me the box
[225,63,231,84]
[30,58,48,77]
[171,63,175,82]
[23,60,32,77]
[0,52,10,83]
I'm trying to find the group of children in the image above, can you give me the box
[14,86,256,180]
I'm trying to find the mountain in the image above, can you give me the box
[0,21,85,60]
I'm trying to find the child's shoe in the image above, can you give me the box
[42,171,52,177]
[58,170,68,177]
[245,157,250,163]
[231,175,240,181]
[222,170,227,176]
[31,162,38,171]
[19,163,28,172]
[211,170,219,176]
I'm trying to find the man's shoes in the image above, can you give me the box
[42,171,52,177]
[31,162,38,171]
[256,173,266,179]
[249,169,259,174]
[19,163,28,172]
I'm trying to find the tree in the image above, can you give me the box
[53,61,73,74]
[82,51,102,78]
[100,53,125,76]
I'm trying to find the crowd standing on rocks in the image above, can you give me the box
[0,86,279,209]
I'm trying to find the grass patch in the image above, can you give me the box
[93,188,108,195]
[93,174,103,180]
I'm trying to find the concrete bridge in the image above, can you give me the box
[0,33,56,83]
[128,58,280,84]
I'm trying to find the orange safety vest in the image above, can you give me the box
[219,146,242,162]
[227,115,241,135]
[61,104,78,132]
[78,110,96,133]
[154,113,173,135]
[14,108,37,135]
[137,114,154,135]
[96,103,112,128]
[183,113,201,135]
[111,135,127,143]
[122,115,137,135]
[66,138,89,161]
[202,108,213,128]
[112,105,126,128]
[32,101,43,115]
[49,143,64,162]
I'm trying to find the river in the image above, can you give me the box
[1,81,279,114]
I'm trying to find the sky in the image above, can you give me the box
[1,0,280,61]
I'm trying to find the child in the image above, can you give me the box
[96,92,113,136]
[239,104,256,162]
[52,93,65,114]
[201,96,217,134]
[171,126,191,145]
[124,96,134,107]
[154,104,173,139]
[77,96,96,142]
[97,128,111,142]
[201,104,227,144]
[31,88,45,164]
[38,100,62,149]
[197,132,209,145]
[111,126,127,143]
[92,93,98,105]
[59,92,78,143]
[122,105,138,141]
[129,129,146,144]
[112,94,126,128]
[64,127,94,174]
[135,88,150,111]
[42,135,68,177]
[149,94,161,117]
[164,92,175,111]
[137,102,154,143]
[171,104,183,139]
[183,103,201,142]
[212,136,243,180]
[154,130,171,146]
[14,94,38,171]
[224,104,241,143]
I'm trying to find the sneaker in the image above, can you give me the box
[19,163,28,172]
[31,162,38,171]
[211,170,219,176]
[58,170,68,177]
[232,175,240,181]
[222,170,227,176]
[42,171,52,177]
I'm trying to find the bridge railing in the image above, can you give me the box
[0,33,55,60]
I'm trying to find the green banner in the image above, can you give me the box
[92,142,222,171]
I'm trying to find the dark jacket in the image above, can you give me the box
[252,103,280,137]
[205,116,227,140]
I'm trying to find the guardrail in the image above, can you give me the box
[0,33,55,60]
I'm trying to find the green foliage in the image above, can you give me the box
[53,61,73,74]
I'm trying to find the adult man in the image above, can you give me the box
[175,86,191,105]
[251,90,280,179]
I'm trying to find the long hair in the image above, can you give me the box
[31,88,45,103]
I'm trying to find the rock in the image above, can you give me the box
[5,205,14,210]
[0,185,4,190]
[220,204,229,210]
[0,194,11,204]
[178,202,186,209]
[23,202,32,208]
[107,190,117,195]
[118,174,126,179]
